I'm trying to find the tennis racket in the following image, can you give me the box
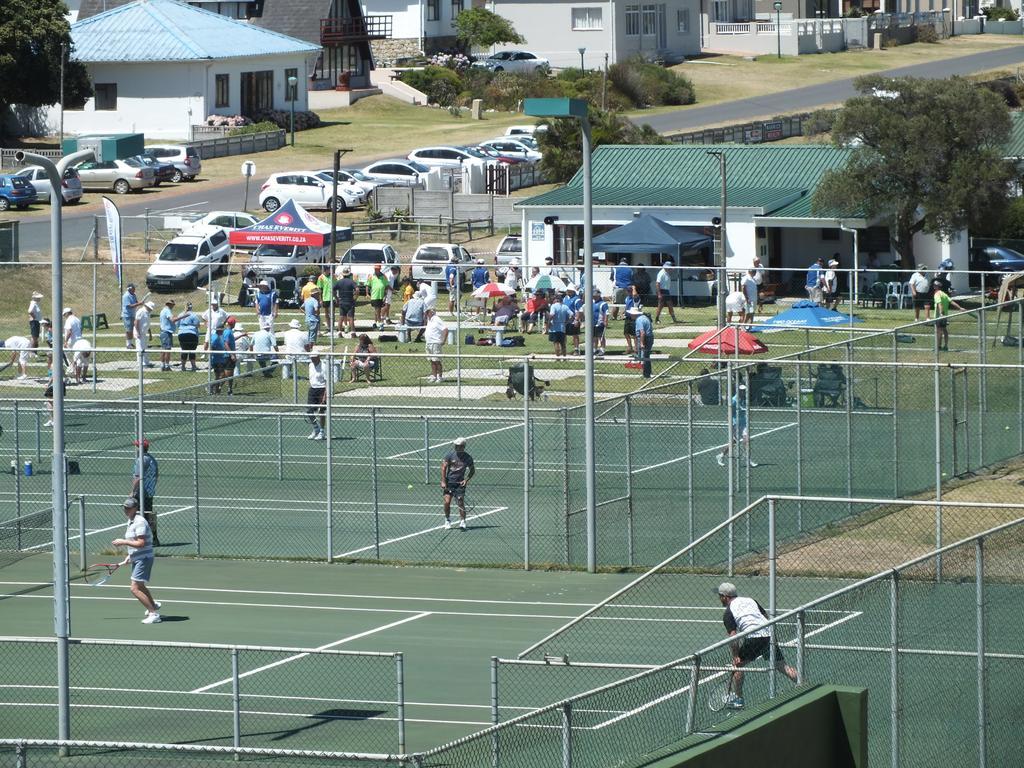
[84,562,123,587]
[706,672,733,712]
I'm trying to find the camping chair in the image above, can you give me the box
[278,276,299,309]
[749,364,790,407]
[505,362,550,401]
[811,363,846,407]
[462,295,488,323]
[352,354,383,383]
[861,282,887,308]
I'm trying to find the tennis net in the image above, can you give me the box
[148,361,290,404]
[0,507,53,569]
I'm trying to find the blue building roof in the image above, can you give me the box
[71,0,320,62]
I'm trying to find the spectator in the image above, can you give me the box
[133,302,154,369]
[471,259,490,290]
[367,265,388,328]
[158,299,177,372]
[401,275,417,307]
[316,265,334,332]
[563,284,583,355]
[725,289,745,325]
[909,264,931,321]
[383,265,400,324]
[282,319,307,379]
[823,259,840,311]
[349,334,379,383]
[333,266,358,338]
[446,255,461,314]
[591,289,609,357]
[612,258,633,320]
[228,319,250,377]
[63,306,83,348]
[504,260,520,294]
[547,293,572,359]
[306,348,327,440]
[751,255,765,287]
[208,321,234,395]
[717,383,757,468]
[202,297,227,347]
[805,258,825,304]
[741,269,759,329]
[176,302,202,372]
[28,291,43,353]
[492,295,518,327]
[251,320,278,377]
[254,279,278,331]
[404,289,427,343]
[121,284,142,350]
[304,287,321,345]
[655,260,678,324]
[112,498,161,624]
[697,367,720,406]
[71,338,92,385]
[3,335,32,379]
[299,275,318,304]
[623,285,642,355]
[632,307,654,378]
[933,279,964,352]
[440,437,475,530]
[424,308,448,383]
[933,258,953,295]
[522,290,547,334]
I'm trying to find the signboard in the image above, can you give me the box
[102,196,123,288]
[763,121,784,141]
[241,161,256,177]
[530,221,545,241]
[744,126,763,144]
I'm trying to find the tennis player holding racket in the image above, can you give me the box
[112,497,162,624]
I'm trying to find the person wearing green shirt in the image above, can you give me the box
[316,268,334,334]
[367,266,388,329]
[932,280,963,352]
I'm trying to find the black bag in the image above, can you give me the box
[1002,335,1021,347]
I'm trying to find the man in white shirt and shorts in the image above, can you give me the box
[112,497,162,624]
[2,336,32,379]
[424,308,448,383]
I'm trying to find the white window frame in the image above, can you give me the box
[571,6,604,30]
[641,3,657,35]
[677,7,689,31]
[625,4,640,35]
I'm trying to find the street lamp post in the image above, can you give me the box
[774,1,783,58]
[706,150,727,329]
[288,75,298,147]
[578,47,586,72]
[524,98,596,573]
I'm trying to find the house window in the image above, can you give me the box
[285,67,298,101]
[215,74,229,108]
[451,0,464,18]
[427,0,439,20]
[713,0,728,21]
[677,8,689,31]
[94,83,117,110]
[642,3,656,34]
[571,7,603,29]
[625,4,640,35]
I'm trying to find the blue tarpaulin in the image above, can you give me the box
[755,301,863,332]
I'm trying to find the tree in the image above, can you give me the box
[0,0,91,132]
[536,109,666,184]
[813,75,1015,267]
[454,8,524,50]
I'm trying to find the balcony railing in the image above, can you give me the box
[320,15,392,45]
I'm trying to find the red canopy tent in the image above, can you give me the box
[228,199,351,247]
[688,327,768,355]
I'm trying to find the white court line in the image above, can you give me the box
[190,611,431,694]
[334,505,510,558]
[386,422,524,460]
[631,422,797,475]
[22,504,194,552]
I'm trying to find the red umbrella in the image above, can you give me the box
[688,327,768,355]
[472,282,515,298]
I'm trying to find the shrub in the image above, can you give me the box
[248,109,322,131]
[226,120,280,136]
[608,57,695,107]
[803,109,837,136]
[399,65,463,103]
[428,51,472,72]
[428,78,460,108]
[914,24,939,43]
[984,5,1018,20]
[980,79,1020,108]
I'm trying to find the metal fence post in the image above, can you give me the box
[892,333,899,497]
[14,401,21,522]
[35,409,41,465]
[976,538,987,768]
[725,362,735,575]
[277,414,284,482]
[91,263,98,393]
[422,416,430,485]
[686,381,695,565]
[561,701,573,768]
[92,215,99,261]
[890,572,900,768]
[796,610,806,685]
[144,208,150,254]
[562,408,570,566]
[327,361,335,563]
[78,496,86,573]
[977,312,985,467]
[231,647,241,753]
[768,498,778,700]
[15,742,26,768]
[372,407,380,560]
[192,405,201,555]
[624,396,634,567]
[292,361,298,404]
[523,357,530,570]
[794,360,803,531]
[396,652,406,756]
[1019,303,1023,454]
[933,354,943,582]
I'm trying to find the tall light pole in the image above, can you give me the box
[706,150,727,329]
[524,98,596,573]
[288,75,298,147]
[774,1,783,58]
[578,47,586,72]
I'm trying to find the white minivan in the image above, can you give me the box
[145,226,231,291]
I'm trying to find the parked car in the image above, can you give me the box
[145,226,231,291]
[74,157,155,194]
[410,243,475,288]
[504,125,545,137]
[258,171,365,213]
[181,210,259,234]
[360,159,430,187]
[969,244,1024,274]
[246,243,326,281]
[142,145,202,182]
[0,174,38,211]
[473,51,549,73]
[473,144,527,165]
[478,138,543,162]
[316,169,379,196]
[495,234,522,267]
[13,166,82,205]
[338,242,400,285]
[406,146,497,169]
[135,154,176,185]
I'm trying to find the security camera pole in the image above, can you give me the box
[707,150,728,329]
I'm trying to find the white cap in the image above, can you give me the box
[62,307,72,315]
[716,582,738,597]
[143,301,155,310]
[288,319,301,329]
[453,437,467,447]
[258,279,270,287]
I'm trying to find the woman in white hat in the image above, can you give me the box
[28,291,44,352]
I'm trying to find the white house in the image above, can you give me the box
[48,0,320,140]
[360,0,467,60]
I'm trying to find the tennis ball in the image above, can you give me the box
[1006,426,1012,431]
[407,484,414,490]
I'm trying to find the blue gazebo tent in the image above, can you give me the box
[754,300,863,332]
[592,213,711,259]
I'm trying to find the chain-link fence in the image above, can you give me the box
[0,639,404,754]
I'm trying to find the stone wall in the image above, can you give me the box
[370,38,421,66]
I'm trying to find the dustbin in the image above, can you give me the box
[800,388,815,408]
[397,325,409,343]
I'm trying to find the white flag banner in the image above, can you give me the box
[102,196,123,288]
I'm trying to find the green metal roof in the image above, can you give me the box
[1005,111,1024,160]
[518,144,854,213]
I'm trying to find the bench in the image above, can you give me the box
[757,284,780,310]
[80,313,109,331]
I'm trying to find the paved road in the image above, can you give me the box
[19,43,1024,256]
[637,44,1024,134]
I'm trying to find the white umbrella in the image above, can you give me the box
[526,273,567,292]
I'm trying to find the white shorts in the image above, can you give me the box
[426,342,442,362]
[725,294,744,313]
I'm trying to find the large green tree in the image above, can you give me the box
[813,75,1015,266]
[537,110,666,184]
[0,0,91,132]
[454,8,524,49]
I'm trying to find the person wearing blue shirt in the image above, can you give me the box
[717,384,758,469]
[611,259,634,320]
[805,257,826,304]
[547,294,573,359]
[131,438,160,545]
[591,290,609,357]
[121,284,141,350]
[623,285,643,356]
[471,260,490,290]
[158,300,179,372]
[176,303,202,372]
[255,280,279,330]
[446,257,461,314]
[209,324,234,395]
[304,289,321,345]
[631,308,654,378]
[563,285,582,355]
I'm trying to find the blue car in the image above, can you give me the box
[0,174,38,211]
